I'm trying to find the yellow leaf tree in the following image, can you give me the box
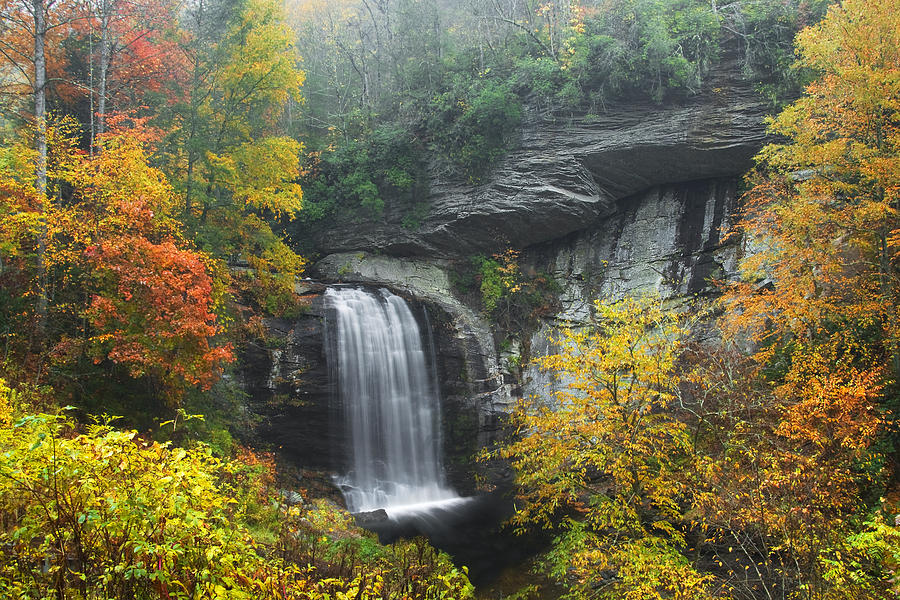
[164,0,306,312]
[493,296,713,600]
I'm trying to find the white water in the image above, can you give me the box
[326,287,464,517]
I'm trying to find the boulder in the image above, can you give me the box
[353,509,389,527]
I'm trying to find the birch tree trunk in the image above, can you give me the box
[33,0,48,335]
[97,0,112,136]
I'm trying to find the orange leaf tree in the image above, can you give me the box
[72,123,233,396]
[85,236,231,391]
[712,0,900,595]
[0,117,233,400]
[723,0,900,371]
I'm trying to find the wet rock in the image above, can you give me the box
[354,509,389,527]
[236,295,344,473]
[279,489,304,506]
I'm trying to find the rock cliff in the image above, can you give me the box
[307,73,767,258]
[521,178,741,399]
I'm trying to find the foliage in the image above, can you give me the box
[0,411,291,599]
[428,79,522,182]
[155,0,306,314]
[456,250,560,337]
[208,137,304,218]
[489,295,713,599]
[85,236,232,391]
[285,500,475,599]
[474,253,515,313]
[682,340,888,599]
[296,124,427,224]
[494,291,898,598]
[824,509,900,597]
[0,0,308,413]
[722,0,900,387]
[0,119,233,403]
[704,2,900,593]
[0,402,475,599]
[715,0,832,106]
[556,0,721,106]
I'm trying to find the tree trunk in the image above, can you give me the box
[98,0,112,137]
[184,0,205,221]
[33,0,48,337]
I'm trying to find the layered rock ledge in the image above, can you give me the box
[308,75,767,257]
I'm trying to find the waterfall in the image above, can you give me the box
[325,287,464,517]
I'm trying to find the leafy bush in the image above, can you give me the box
[456,251,560,335]
[429,79,522,182]
[474,254,508,313]
[0,389,474,599]
[0,412,287,599]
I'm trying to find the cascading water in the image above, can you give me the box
[325,287,466,518]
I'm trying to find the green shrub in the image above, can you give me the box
[429,79,522,182]
[297,125,426,223]
[475,255,507,313]
[0,400,475,599]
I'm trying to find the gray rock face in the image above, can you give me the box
[309,78,767,257]
[237,289,346,472]
[521,178,741,401]
[527,178,739,317]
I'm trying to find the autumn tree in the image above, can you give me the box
[492,296,713,600]
[706,0,900,595]
[0,117,233,402]
[75,0,184,145]
[68,124,233,394]
[0,0,81,335]
[680,340,889,599]
[156,0,305,310]
[718,1,898,567]
[723,0,900,371]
